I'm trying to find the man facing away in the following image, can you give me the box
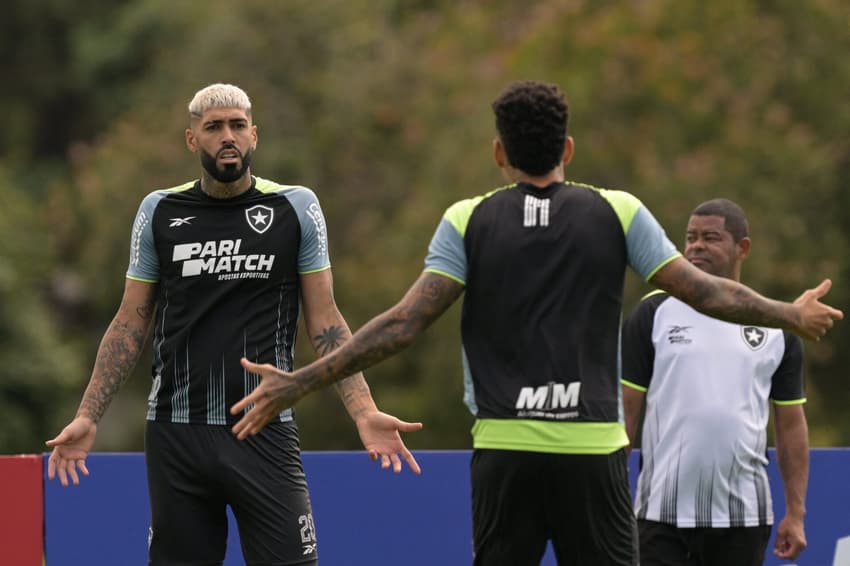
[228,80,841,565]
[622,198,809,565]
[45,83,422,566]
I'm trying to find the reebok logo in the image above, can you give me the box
[667,325,693,345]
[172,239,275,280]
[169,216,195,227]
[298,513,317,555]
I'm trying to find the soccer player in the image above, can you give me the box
[45,83,422,565]
[622,199,809,565]
[229,81,841,565]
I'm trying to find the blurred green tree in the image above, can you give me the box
[1,0,848,453]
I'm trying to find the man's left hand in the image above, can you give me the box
[355,411,423,474]
[231,358,302,439]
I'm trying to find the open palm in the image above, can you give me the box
[46,417,98,486]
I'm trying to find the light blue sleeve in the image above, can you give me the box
[424,217,467,285]
[626,206,680,281]
[284,187,331,273]
[126,191,165,282]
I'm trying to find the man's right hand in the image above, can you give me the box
[793,279,844,341]
[46,416,97,486]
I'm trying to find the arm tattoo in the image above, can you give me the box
[77,317,149,423]
[136,301,155,320]
[333,375,373,421]
[302,274,463,393]
[673,263,793,329]
[311,323,374,418]
[314,325,346,356]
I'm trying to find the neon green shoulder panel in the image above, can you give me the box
[569,181,643,234]
[254,176,300,193]
[162,180,196,193]
[444,184,514,236]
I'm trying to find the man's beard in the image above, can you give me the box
[200,145,253,183]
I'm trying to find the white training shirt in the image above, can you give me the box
[622,292,804,528]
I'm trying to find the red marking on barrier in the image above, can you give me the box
[0,455,43,565]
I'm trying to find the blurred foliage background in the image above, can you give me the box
[1,0,848,453]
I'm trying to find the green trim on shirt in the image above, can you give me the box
[299,265,332,275]
[471,418,629,454]
[423,268,466,285]
[645,253,682,281]
[127,275,158,284]
[162,181,196,192]
[621,379,648,393]
[772,398,807,406]
[255,176,295,193]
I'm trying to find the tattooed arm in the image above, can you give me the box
[297,269,428,472]
[650,257,842,340]
[46,278,157,486]
[299,268,378,422]
[232,272,463,440]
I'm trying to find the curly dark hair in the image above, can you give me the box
[491,80,569,176]
[691,198,749,243]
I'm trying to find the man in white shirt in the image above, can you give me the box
[622,198,808,565]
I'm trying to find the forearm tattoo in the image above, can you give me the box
[305,274,463,391]
[334,375,373,420]
[137,301,155,320]
[312,323,374,417]
[678,266,793,328]
[77,317,149,423]
[314,325,346,356]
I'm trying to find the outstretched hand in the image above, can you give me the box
[793,279,843,341]
[231,358,303,439]
[355,411,423,474]
[45,417,97,487]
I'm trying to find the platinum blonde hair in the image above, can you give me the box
[188,83,252,118]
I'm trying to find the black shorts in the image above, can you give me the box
[145,420,317,566]
[470,448,637,566]
[637,519,772,566]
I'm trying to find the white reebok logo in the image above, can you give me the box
[169,216,195,227]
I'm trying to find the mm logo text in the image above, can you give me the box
[516,382,580,409]
[515,381,581,420]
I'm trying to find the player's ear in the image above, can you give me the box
[561,136,575,167]
[186,128,198,153]
[737,236,752,260]
[493,137,507,168]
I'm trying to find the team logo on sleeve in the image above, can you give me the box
[245,205,274,234]
[741,326,767,350]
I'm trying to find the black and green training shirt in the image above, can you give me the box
[424,181,679,454]
[126,176,330,426]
